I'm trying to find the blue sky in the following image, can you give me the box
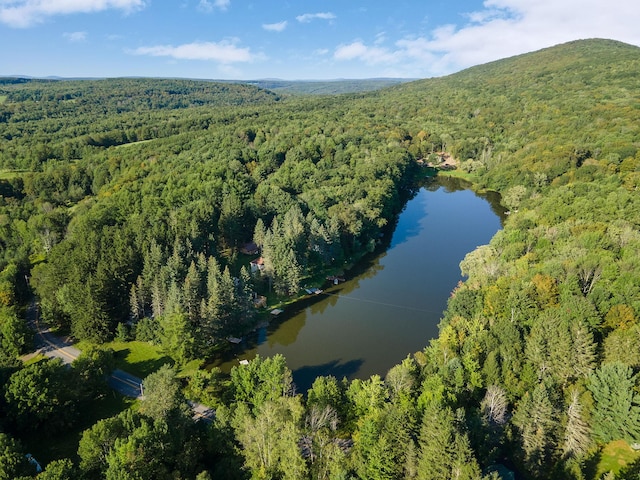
[1,0,639,80]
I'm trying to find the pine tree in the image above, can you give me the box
[512,382,560,476]
[415,404,481,480]
[588,363,640,443]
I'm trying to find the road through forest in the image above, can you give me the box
[25,298,215,422]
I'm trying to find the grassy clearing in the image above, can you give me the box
[77,339,172,379]
[104,340,172,379]
[437,168,475,182]
[595,440,640,478]
[0,95,6,104]
[22,353,48,366]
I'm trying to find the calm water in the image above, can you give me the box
[220,177,504,392]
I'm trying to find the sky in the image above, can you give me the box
[1,0,639,80]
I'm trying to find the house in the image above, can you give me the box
[250,256,265,273]
[241,242,260,255]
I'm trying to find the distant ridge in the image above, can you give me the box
[0,75,414,95]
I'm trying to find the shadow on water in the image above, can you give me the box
[208,175,505,383]
[293,358,364,394]
[430,175,508,223]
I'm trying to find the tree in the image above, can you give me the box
[502,185,527,211]
[415,404,481,480]
[78,412,133,476]
[481,385,508,426]
[0,433,30,480]
[512,382,560,476]
[36,458,76,480]
[139,364,187,423]
[72,345,115,400]
[562,389,591,458]
[0,306,32,358]
[588,362,640,443]
[4,358,77,434]
[158,311,195,365]
[234,397,307,480]
[303,405,347,479]
[230,354,293,412]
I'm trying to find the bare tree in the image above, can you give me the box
[562,389,591,458]
[481,385,508,426]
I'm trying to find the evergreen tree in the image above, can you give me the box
[588,363,640,443]
[415,404,481,480]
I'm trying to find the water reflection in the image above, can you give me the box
[294,359,364,393]
[218,176,504,391]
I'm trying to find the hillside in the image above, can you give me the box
[0,39,639,479]
[375,38,640,189]
[244,78,412,95]
[0,78,281,168]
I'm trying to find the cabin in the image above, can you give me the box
[250,256,265,273]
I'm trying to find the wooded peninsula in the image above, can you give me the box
[1,38,640,479]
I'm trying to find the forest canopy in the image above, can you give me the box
[1,38,640,479]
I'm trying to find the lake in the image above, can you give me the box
[218,176,504,393]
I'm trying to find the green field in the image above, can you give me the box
[595,440,640,478]
[76,340,172,379]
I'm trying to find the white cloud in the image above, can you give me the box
[63,31,87,42]
[130,40,254,63]
[374,32,386,45]
[296,12,335,23]
[335,0,640,78]
[334,41,397,66]
[198,0,229,13]
[262,20,287,32]
[0,0,146,28]
[413,0,640,75]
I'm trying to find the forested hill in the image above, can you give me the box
[369,38,640,191]
[1,39,640,479]
[244,78,412,95]
[0,78,281,166]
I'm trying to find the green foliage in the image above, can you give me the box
[229,354,293,411]
[0,433,30,480]
[3,358,78,435]
[415,404,481,480]
[35,458,76,480]
[2,39,640,479]
[233,397,307,480]
[0,306,32,357]
[78,412,132,476]
[71,345,115,400]
[588,363,640,444]
[139,364,187,423]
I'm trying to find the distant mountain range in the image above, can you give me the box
[0,75,414,95]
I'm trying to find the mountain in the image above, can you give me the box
[1,39,640,479]
[371,38,640,189]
